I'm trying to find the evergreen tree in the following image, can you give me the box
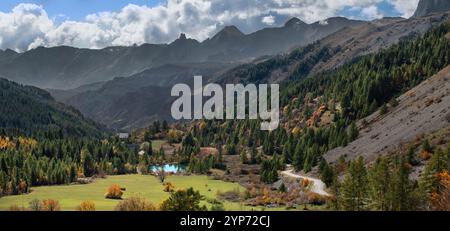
[81,148,95,177]
[420,148,448,198]
[348,122,359,141]
[339,157,369,211]
[390,156,415,211]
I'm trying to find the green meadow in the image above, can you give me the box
[0,175,254,211]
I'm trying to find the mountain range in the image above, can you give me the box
[1,0,450,132]
[0,17,362,90]
[58,11,450,131]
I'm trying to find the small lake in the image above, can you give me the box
[149,164,186,173]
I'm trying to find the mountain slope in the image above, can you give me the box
[0,17,363,90]
[413,0,450,18]
[62,63,230,130]
[60,12,450,131]
[216,13,449,85]
[324,65,450,164]
[0,78,104,137]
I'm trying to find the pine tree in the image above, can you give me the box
[379,103,388,115]
[348,122,359,141]
[368,157,391,210]
[390,156,414,211]
[420,148,448,198]
[339,157,369,211]
[81,147,95,177]
[319,159,334,187]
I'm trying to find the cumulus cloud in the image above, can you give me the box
[389,0,420,18]
[0,0,419,51]
[0,4,53,51]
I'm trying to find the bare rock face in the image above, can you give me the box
[413,0,450,18]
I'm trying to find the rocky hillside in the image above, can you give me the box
[324,65,450,164]
[217,12,450,85]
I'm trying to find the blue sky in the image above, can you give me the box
[0,0,409,22]
[0,0,161,21]
[0,0,420,51]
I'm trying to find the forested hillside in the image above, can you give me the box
[178,22,450,184]
[0,136,139,196]
[168,22,450,210]
[0,79,139,197]
[0,78,104,138]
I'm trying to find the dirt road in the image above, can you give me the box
[281,169,331,197]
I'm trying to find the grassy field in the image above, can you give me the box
[151,140,166,151]
[0,175,264,211]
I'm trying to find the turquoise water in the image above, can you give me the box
[150,164,186,173]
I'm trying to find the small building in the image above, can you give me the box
[118,133,129,139]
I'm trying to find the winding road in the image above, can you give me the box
[281,169,331,197]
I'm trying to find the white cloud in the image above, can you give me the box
[0,4,53,51]
[262,15,276,25]
[0,0,419,51]
[389,0,420,18]
[361,5,384,19]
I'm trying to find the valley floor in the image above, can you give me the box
[0,174,322,211]
[0,175,240,211]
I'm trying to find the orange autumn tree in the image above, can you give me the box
[41,199,61,211]
[431,172,450,211]
[105,184,123,199]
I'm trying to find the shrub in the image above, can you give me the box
[114,197,157,211]
[28,199,42,211]
[278,183,286,193]
[105,184,123,199]
[41,199,61,211]
[419,150,432,160]
[379,103,388,115]
[208,199,225,211]
[163,182,175,192]
[76,201,96,211]
[8,204,28,211]
[18,180,28,194]
[160,188,207,211]
[389,98,399,107]
[217,188,242,202]
[307,193,328,205]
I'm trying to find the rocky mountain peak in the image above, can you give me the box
[413,0,450,18]
[179,33,187,40]
[284,17,306,27]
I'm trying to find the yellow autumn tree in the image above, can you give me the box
[0,137,15,150]
[76,201,96,211]
[41,199,61,211]
[18,137,37,152]
[163,182,175,192]
[431,172,450,211]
